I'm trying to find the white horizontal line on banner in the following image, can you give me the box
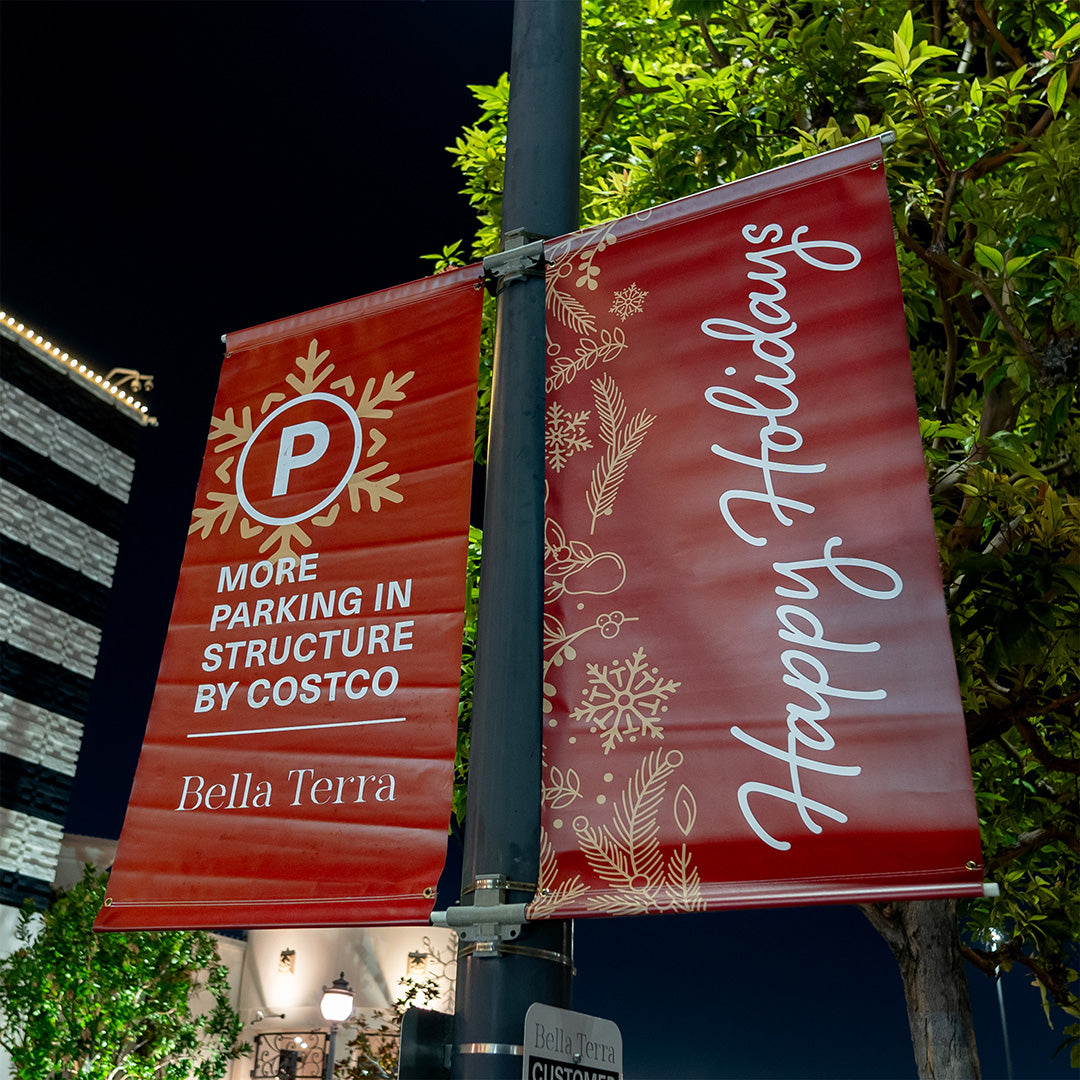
[186,717,407,739]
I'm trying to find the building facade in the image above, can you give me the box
[0,312,153,935]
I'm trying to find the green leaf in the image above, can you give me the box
[892,28,911,70]
[1005,253,1037,276]
[974,243,1006,274]
[1053,23,1080,50]
[896,10,914,52]
[1048,67,1067,115]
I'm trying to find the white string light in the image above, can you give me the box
[0,306,155,425]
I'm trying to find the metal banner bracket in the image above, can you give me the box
[482,230,546,294]
[430,873,530,956]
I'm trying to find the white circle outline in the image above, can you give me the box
[235,392,362,526]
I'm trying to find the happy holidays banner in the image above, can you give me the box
[97,268,482,930]
[532,139,984,918]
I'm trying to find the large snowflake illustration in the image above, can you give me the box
[609,282,649,322]
[546,400,592,473]
[570,646,680,755]
[189,338,413,561]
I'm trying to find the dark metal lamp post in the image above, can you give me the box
[319,972,354,1080]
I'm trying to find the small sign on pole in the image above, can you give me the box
[523,1004,622,1080]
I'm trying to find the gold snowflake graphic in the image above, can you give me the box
[570,646,680,755]
[609,282,649,322]
[546,400,592,472]
[189,338,414,562]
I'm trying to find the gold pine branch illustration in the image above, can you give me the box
[546,258,597,336]
[587,373,655,535]
[529,829,590,919]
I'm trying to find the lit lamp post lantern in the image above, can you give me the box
[319,972,354,1080]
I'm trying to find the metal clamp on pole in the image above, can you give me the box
[431,872,530,956]
[482,229,546,294]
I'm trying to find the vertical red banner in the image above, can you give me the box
[535,140,984,918]
[97,268,482,930]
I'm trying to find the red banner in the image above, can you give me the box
[97,269,482,930]
[533,140,984,918]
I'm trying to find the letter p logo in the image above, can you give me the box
[273,420,331,496]
[235,392,363,526]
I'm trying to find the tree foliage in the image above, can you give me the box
[0,865,247,1080]
[335,975,442,1080]
[441,0,1079,1068]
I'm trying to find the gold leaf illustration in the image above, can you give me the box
[674,784,698,837]
[543,765,583,810]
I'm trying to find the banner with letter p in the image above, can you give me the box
[97,267,482,930]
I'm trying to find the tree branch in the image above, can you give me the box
[973,0,1026,70]
[858,901,906,953]
[897,227,1042,372]
[1013,712,1080,774]
[986,822,1080,872]
[693,15,726,69]
[999,945,1079,1008]
[965,61,1080,181]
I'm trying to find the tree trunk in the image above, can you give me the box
[861,898,981,1079]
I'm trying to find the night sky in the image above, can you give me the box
[1,3,1070,1077]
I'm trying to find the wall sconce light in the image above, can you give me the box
[279,948,296,974]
